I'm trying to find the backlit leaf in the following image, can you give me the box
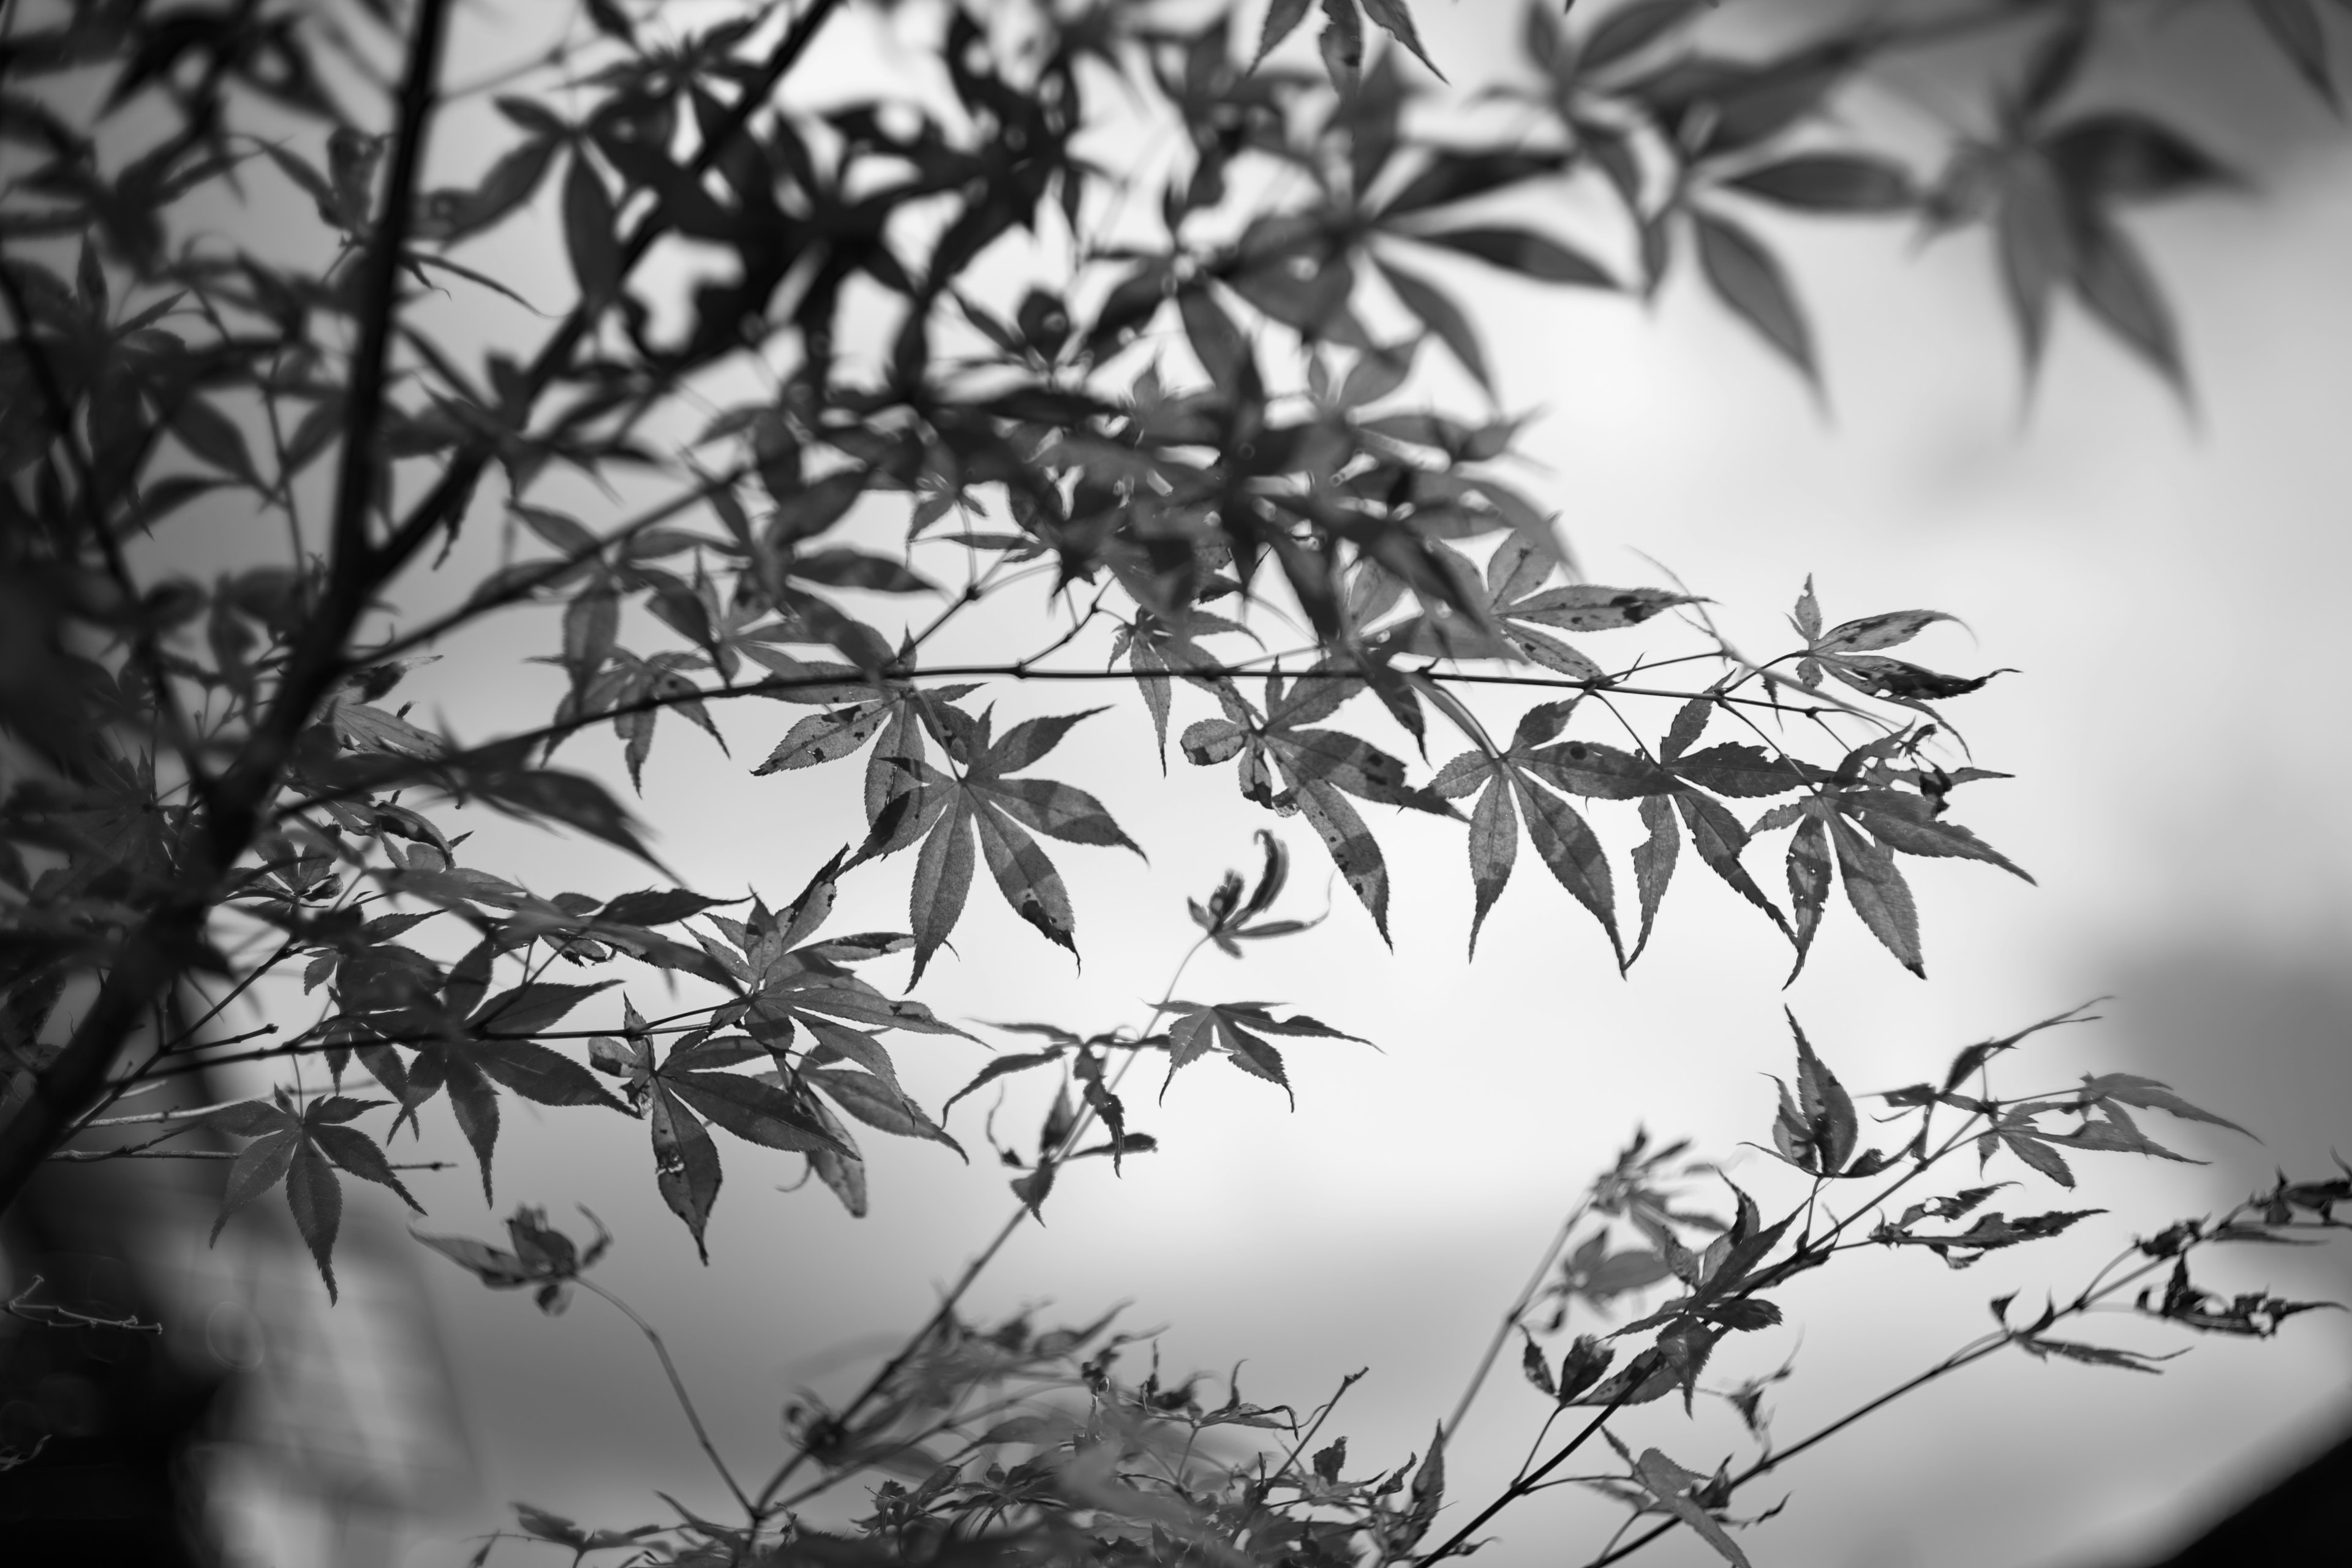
[1829,816,1924,976]
[1414,226,1615,287]
[649,1084,723,1261]
[284,1140,344,1302]
[1692,208,1816,385]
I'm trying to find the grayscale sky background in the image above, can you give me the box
[148,4,2352,1566]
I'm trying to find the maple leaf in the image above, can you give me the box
[1431,701,1642,963]
[886,705,1140,981]
[1180,669,1450,943]
[1770,1012,1858,1177]
[1159,1002,1366,1107]
[205,1093,421,1302]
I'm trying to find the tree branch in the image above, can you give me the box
[0,0,456,1217]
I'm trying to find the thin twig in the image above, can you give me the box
[1441,1196,1591,1444]
[581,1278,758,1517]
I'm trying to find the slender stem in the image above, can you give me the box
[1416,1396,1632,1566]
[581,1278,756,1518]
[1440,1196,1591,1444]
[325,0,454,584]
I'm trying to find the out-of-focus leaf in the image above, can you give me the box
[2251,0,2337,106]
[2047,115,2236,202]
[1692,208,1815,384]
[1377,257,1491,394]
[562,151,621,307]
[1583,0,1710,72]
[1726,154,1913,213]
[1413,225,1615,288]
[2068,211,2186,393]
[1632,1447,1751,1568]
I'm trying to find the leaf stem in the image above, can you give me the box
[1439,1195,1592,1444]
[580,1277,757,1518]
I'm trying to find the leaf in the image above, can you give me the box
[2021,1335,2176,1373]
[211,1127,297,1243]
[986,707,1106,773]
[1503,584,1694,631]
[171,394,258,484]
[1671,744,1806,798]
[908,805,975,984]
[1382,151,1564,220]
[1254,0,1316,67]
[1726,154,1913,213]
[944,1050,1067,1117]
[413,1231,538,1289]
[1319,0,1365,92]
[648,1084,723,1261]
[668,1069,850,1157]
[2001,1131,2077,1189]
[1829,816,1924,976]
[1676,793,1787,933]
[442,1057,503,1202]
[1583,0,1710,72]
[1465,774,1518,957]
[309,1123,422,1213]
[756,704,889,774]
[1633,1448,1752,1568]
[466,760,661,865]
[1519,780,1623,966]
[984,777,1140,853]
[1660,698,1711,761]
[562,151,622,307]
[2252,0,2337,106]
[1360,0,1442,78]
[470,980,615,1037]
[1178,283,1251,389]
[1846,796,2033,883]
[284,1140,345,1301]
[973,803,1077,957]
[1529,739,1674,800]
[1821,654,2000,702]
[1995,157,2075,377]
[2046,115,2236,203]
[2068,211,2186,393]
[1400,1427,1446,1549]
[1629,793,1679,963]
[1296,778,1392,945]
[805,1066,965,1157]
[1159,1003,1355,1106]
[1414,226,1616,287]
[1692,208,1816,384]
[2076,1072,2250,1137]
[791,549,937,594]
[1782,1012,1858,1175]
[1378,256,1491,393]
[599,888,730,927]
[475,1039,630,1111]
[1813,609,1956,654]
[803,1094,867,1218]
